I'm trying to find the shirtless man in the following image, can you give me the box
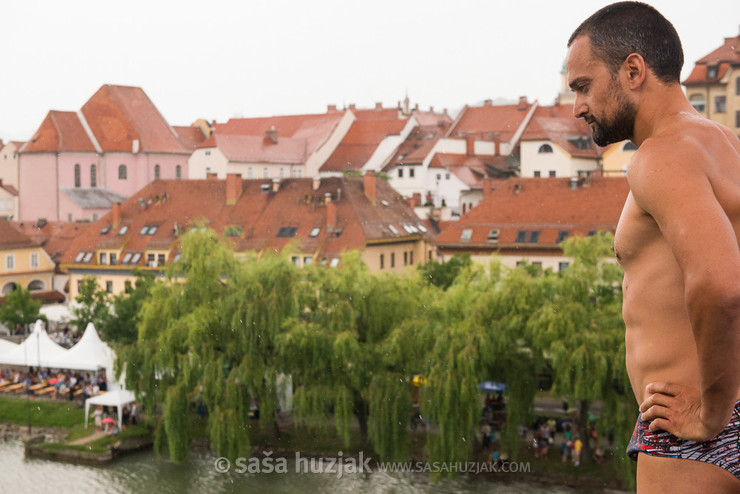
[566,2,740,492]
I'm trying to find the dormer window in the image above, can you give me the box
[309,227,320,237]
[707,64,718,79]
[461,229,473,242]
[538,144,553,153]
[276,226,297,238]
[487,229,500,243]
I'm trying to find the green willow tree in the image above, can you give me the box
[278,251,428,461]
[98,270,155,345]
[420,260,542,474]
[120,229,302,462]
[527,233,635,481]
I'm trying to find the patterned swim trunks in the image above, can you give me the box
[627,400,740,479]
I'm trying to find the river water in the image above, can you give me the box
[0,439,628,494]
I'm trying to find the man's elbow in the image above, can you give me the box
[686,275,740,320]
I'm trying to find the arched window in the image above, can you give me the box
[27,280,45,291]
[538,144,554,153]
[90,164,97,187]
[119,164,127,179]
[175,165,181,179]
[1,282,17,295]
[74,164,81,187]
[154,164,160,180]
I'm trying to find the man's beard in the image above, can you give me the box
[588,87,637,147]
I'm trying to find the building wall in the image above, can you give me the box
[19,153,59,221]
[362,240,428,273]
[188,147,228,179]
[520,140,599,178]
[601,141,636,177]
[305,110,356,177]
[426,168,467,211]
[0,142,20,188]
[1,246,56,295]
[102,152,187,196]
[0,188,17,220]
[685,69,740,135]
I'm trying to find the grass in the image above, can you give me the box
[0,395,85,429]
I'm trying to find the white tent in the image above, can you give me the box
[0,320,69,368]
[0,338,18,357]
[84,388,136,429]
[47,323,114,372]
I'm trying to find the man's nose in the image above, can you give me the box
[573,98,588,119]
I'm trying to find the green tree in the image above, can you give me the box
[98,270,155,345]
[69,276,110,333]
[120,229,301,462]
[527,233,635,481]
[278,251,427,461]
[0,286,44,334]
[417,254,472,289]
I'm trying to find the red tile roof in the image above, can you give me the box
[173,126,207,151]
[81,85,191,154]
[21,111,96,153]
[448,101,534,142]
[435,175,628,249]
[429,153,513,186]
[213,112,346,157]
[320,119,408,172]
[683,33,740,85]
[521,104,604,158]
[385,123,451,170]
[60,175,431,267]
[0,219,37,249]
[12,221,87,264]
[209,134,308,164]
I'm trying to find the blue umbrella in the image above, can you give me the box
[478,381,506,393]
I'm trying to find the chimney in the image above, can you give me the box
[494,137,501,156]
[514,183,522,194]
[265,126,278,144]
[226,173,243,204]
[112,202,121,226]
[272,178,281,193]
[327,104,337,112]
[325,193,336,229]
[375,102,383,110]
[465,135,475,156]
[414,103,419,111]
[429,106,434,113]
[518,96,528,110]
[349,103,356,110]
[312,176,321,191]
[364,170,377,204]
[483,99,493,106]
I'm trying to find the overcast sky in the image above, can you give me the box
[0,0,737,141]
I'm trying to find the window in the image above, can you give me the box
[279,168,284,178]
[391,252,395,268]
[99,252,107,265]
[131,253,142,264]
[176,165,182,179]
[533,171,541,178]
[291,256,300,266]
[154,164,161,180]
[487,229,500,242]
[30,253,39,268]
[74,164,81,187]
[409,251,414,265]
[303,256,313,266]
[409,168,415,178]
[461,228,473,242]
[140,225,158,235]
[263,168,269,178]
[436,174,441,181]
[122,253,133,264]
[538,144,553,153]
[398,168,404,178]
[119,226,128,235]
[309,227,321,237]
[689,94,706,113]
[404,251,408,266]
[715,95,727,113]
[707,65,718,79]
[515,230,527,243]
[528,231,540,243]
[736,111,740,129]
[559,262,570,271]
[380,253,384,269]
[106,281,113,293]
[225,225,243,237]
[90,164,97,187]
[445,173,450,180]
[330,258,339,267]
[248,167,253,179]
[736,77,740,96]
[6,254,15,270]
[110,253,117,265]
[205,150,211,156]
[557,230,569,243]
[158,254,166,266]
[124,280,132,293]
[119,164,127,179]
[276,226,298,238]
[147,253,156,266]
[549,170,556,178]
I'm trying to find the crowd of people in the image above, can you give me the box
[0,367,109,403]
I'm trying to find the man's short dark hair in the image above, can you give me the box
[568,1,683,84]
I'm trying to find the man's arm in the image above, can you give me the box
[630,140,740,441]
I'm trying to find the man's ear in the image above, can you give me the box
[622,53,646,89]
